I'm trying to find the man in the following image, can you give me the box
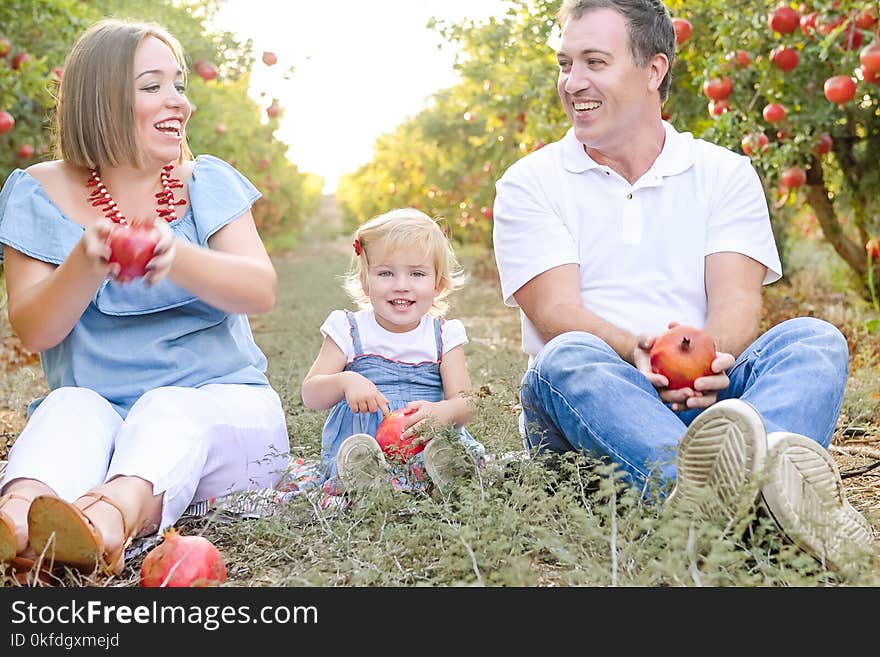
[492,0,873,570]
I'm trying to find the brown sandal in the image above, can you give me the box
[0,493,30,563]
[28,493,132,576]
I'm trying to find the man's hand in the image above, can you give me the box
[634,332,735,411]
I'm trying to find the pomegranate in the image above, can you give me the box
[140,528,227,587]
[649,325,717,391]
[375,408,421,462]
[108,224,158,279]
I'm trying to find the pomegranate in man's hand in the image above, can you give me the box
[649,325,717,390]
[375,408,421,462]
[108,224,158,279]
[140,528,227,587]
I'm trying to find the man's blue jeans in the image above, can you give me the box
[520,318,849,491]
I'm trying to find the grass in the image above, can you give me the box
[1,228,879,587]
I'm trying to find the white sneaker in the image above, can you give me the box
[666,399,767,528]
[336,434,388,493]
[423,437,473,492]
[760,432,875,571]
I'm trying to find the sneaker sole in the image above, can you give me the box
[666,399,767,526]
[336,434,387,492]
[423,439,471,491]
[760,432,875,571]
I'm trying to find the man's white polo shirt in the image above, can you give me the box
[492,121,782,361]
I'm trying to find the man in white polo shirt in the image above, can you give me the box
[492,0,873,571]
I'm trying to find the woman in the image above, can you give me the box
[0,19,290,576]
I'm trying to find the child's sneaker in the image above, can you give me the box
[336,434,388,494]
[760,431,875,572]
[423,437,474,492]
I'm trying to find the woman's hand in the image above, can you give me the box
[343,372,390,415]
[80,218,119,279]
[144,219,176,286]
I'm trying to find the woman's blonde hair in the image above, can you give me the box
[53,19,193,169]
[343,208,466,316]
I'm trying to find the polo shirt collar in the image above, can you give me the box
[561,120,696,179]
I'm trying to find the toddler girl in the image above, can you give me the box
[301,208,484,495]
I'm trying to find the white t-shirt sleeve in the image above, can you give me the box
[705,156,782,284]
[492,154,579,307]
[319,309,355,362]
[440,318,468,355]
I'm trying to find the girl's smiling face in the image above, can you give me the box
[365,246,439,333]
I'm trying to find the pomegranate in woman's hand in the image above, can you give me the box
[375,408,421,462]
[140,528,227,587]
[649,325,717,390]
[108,224,158,279]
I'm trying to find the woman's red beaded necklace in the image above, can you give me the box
[86,164,186,225]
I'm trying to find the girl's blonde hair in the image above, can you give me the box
[344,208,466,316]
[54,18,193,169]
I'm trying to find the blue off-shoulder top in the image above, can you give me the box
[0,155,271,417]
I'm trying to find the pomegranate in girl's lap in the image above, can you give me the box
[649,325,717,390]
[375,408,421,461]
[108,223,158,279]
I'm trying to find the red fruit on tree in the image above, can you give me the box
[860,44,880,75]
[813,133,833,155]
[481,206,493,219]
[375,408,422,462]
[262,51,277,66]
[214,123,227,135]
[193,60,218,81]
[140,528,227,587]
[770,45,799,71]
[0,38,11,58]
[762,102,787,123]
[11,52,28,71]
[108,224,158,279]
[702,76,733,100]
[855,8,878,30]
[840,27,863,52]
[266,101,280,118]
[862,65,879,85]
[741,132,769,156]
[823,75,856,104]
[17,144,34,159]
[708,99,729,116]
[0,111,14,134]
[672,18,692,45]
[800,12,818,34]
[768,5,800,34]
[780,166,807,188]
[649,325,717,391]
[866,238,880,259]
[725,50,751,68]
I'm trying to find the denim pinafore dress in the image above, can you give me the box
[320,311,484,490]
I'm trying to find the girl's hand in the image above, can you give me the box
[401,399,449,441]
[343,373,390,414]
[80,218,119,278]
[144,219,176,286]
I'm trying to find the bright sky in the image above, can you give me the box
[211,1,512,193]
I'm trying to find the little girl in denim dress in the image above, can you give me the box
[302,208,485,495]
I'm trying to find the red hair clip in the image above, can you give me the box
[352,238,362,256]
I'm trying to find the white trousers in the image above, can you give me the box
[1,384,290,533]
